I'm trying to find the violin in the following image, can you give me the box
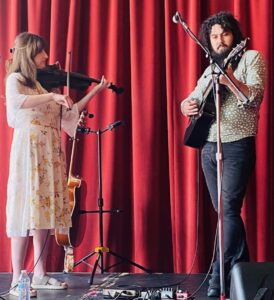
[37,64,124,94]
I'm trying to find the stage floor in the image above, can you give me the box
[0,272,230,300]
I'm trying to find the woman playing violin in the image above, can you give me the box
[5,32,109,297]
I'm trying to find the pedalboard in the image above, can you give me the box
[102,287,194,299]
[103,289,139,299]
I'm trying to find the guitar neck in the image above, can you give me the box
[203,79,213,99]
[68,130,78,178]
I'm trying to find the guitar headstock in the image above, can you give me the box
[77,109,93,129]
[71,110,94,139]
[224,38,249,68]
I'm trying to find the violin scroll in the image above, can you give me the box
[108,82,124,94]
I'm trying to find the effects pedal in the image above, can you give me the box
[176,289,194,300]
[161,288,174,299]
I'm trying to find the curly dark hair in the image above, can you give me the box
[199,11,244,52]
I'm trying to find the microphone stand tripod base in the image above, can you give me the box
[74,124,152,285]
[95,246,110,253]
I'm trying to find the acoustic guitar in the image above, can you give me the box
[183,38,249,148]
[55,110,87,272]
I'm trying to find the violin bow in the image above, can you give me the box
[66,51,72,110]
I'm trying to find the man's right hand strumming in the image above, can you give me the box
[181,99,199,116]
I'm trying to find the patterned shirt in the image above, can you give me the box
[182,50,266,143]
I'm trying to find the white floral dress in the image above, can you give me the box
[6,72,79,237]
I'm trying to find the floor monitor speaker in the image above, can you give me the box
[230,262,274,300]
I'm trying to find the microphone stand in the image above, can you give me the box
[74,121,152,285]
[173,12,249,299]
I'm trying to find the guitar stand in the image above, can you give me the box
[74,121,152,285]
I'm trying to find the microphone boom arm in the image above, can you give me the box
[172,11,211,58]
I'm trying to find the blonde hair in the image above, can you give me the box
[6,32,46,88]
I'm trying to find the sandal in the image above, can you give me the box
[31,275,68,290]
[10,285,37,297]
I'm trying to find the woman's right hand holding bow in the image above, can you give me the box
[52,93,73,109]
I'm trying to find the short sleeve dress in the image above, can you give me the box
[6,72,79,237]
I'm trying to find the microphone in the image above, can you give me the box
[172,11,180,23]
[108,120,125,131]
[172,11,189,31]
[77,120,125,134]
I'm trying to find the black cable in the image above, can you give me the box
[180,224,218,299]
[177,149,201,282]
[167,149,215,299]
[181,156,224,299]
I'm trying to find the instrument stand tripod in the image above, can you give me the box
[74,121,152,284]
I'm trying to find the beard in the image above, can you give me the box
[211,47,232,67]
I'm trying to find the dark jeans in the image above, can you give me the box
[201,137,256,286]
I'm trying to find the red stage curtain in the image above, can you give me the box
[0,0,273,274]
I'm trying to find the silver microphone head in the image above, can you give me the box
[172,12,180,24]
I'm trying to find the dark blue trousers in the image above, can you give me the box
[201,137,256,286]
